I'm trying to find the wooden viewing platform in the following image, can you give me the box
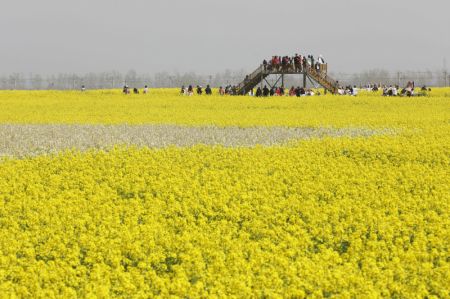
[236,63,339,95]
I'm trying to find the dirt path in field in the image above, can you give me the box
[0,125,389,157]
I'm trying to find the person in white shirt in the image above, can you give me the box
[318,55,325,64]
[392,86,398,96]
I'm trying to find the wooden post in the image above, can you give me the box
[260,65,263,90]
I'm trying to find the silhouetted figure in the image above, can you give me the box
[269,87,275,96]
[294,54,301,72]
[263,85,270,97]
[205,85,212,95]
[263,59,268,71]
[256,87,262,97]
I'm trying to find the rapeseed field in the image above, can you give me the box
[0,89,449,298]
[0,89,448,128]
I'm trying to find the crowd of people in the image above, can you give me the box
[254,86,318,97]
[334,81,432,97]
[180,85,244,96]
[361,81,429,97]
[112,76,427,99]
[180,85,213,96]
[337,85,359,96]
[122,85,149,94]
[179,84,321,97]
[84,81,427,98]
[262,54,327,73]
[381,81,409,97]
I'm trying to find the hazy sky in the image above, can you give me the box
[1,0,449,75]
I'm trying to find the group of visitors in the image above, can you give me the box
[262,54,327,73]
[382,81,424,97]
[219,85,238,95]
[382,85,400,97]
[363,83,382,91]
[181,85,212,96]
[179,84,321,97]
[334,80,431,97]
[254,86,317,97]
[363,81,431,97]
[337,85,359,96]
[180,85,241,96]
[122,85,149,94]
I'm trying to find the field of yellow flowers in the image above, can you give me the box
[0,89,449,298]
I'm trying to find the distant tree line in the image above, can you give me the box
[0,69,448,90]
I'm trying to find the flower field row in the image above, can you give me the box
[0,124,384,158]
[0,89,448,128]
